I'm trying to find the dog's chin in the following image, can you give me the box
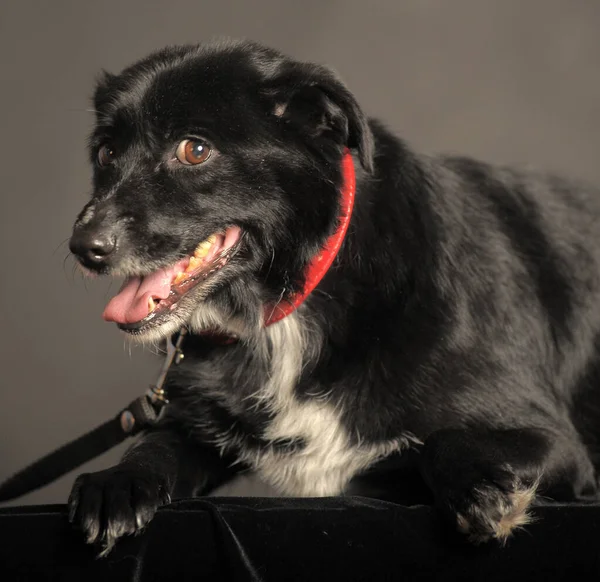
[120,313,188,345]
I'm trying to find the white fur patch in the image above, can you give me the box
[234,313,418,496]
[189,303,253,339]
[273,103,287,117]
[456,478,539,545]
[76,204,96,227]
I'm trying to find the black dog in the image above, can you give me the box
[68,40,600,555]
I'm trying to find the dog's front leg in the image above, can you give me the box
[68,425,233,555]
[419,426,597,544]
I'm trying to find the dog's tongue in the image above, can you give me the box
[102,259,188,324]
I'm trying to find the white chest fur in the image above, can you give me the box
[227,314,417,496]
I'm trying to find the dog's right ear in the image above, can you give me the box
[264,62,374,173]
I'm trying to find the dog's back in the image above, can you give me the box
[440,155,600,460]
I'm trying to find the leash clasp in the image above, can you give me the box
[147,327,187,405]
[121,328,188,434]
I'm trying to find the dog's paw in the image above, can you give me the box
[436,464,538,545]
[454,479,537,544]
[67,466,171,556]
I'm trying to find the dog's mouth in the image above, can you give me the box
[103,225,242,333]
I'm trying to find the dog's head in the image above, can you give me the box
[69,40,374,342]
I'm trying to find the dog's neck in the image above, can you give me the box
[303,127,441,323]
[263,149,356,327]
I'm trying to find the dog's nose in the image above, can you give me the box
[69,230,117,267]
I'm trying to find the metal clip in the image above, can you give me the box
[146,328,187,408]
[147,385,169,406]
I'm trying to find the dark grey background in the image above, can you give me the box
[1,0,599,505]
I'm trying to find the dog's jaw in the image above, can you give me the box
[101,226,245,342]
[116,278,247,346]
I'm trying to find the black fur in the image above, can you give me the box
[67,40,600,554]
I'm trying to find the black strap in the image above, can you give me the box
[0,394,162,503]
[0,331,187,504]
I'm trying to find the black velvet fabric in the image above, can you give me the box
[1,497,599,581]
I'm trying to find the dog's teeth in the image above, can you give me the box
[194,235,216,258]
[186,256,203,273]
[148,297,157,313]
[173,272,187,285]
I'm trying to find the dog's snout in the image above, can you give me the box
[70,228,117,268]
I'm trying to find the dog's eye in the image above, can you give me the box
[97,145,115,167]
[175,139,211,165]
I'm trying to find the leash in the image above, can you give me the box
[0,150,357,504]
[0,330,187,503]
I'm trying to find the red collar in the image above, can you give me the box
[201,150,355,344]
[264,149,356,326]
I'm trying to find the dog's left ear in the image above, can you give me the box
[266,63,374,172]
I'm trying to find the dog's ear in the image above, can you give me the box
[92,70,118,113]
[266,63,374,172]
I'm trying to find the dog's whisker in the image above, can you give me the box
[149,342,161,357]
[314,289,333,300]
[263,247,276,283]
[52,237,71,257]
[121,338,133,359]
[126,339,132,359]
[264,286,287,324]
[141,338,162,358]
[66,108,99,114]
[105,279,115,299]
[63,253,74,284]
[70,262,79,285]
